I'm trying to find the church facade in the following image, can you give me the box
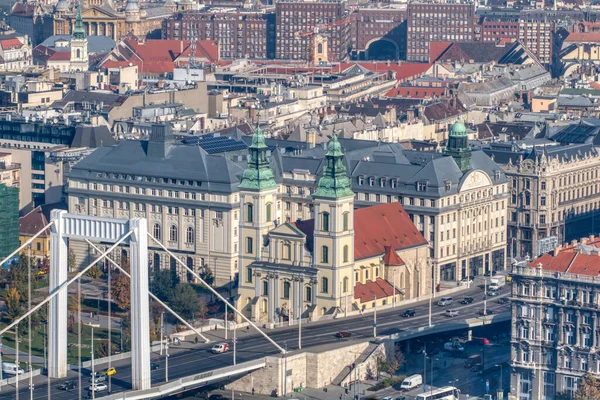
[236,129,430,324]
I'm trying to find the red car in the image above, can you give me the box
[335,332,352,338]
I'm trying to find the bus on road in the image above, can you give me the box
[416,386,460,400]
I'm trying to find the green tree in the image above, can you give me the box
[86,265,103,279]
[170,283,201,320]
[151,269,178,302]
[575,373,600,400]
[199,267,214,286]
[6,287,21,321]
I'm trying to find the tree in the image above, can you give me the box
[151,269,178,302]
[575,373,600,400]
[6,287,21,321]
[67,248,77,272]
[86,265,103,279]
[95,341,117,359]
[170,283,201,320]
[67,294,80,316]
[111,272,130,310]
[199,267,214,286]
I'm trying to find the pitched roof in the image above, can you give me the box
[338,62,432,82]
[0,38,24,50]
[383,245,405,266]
[48,52,71,61]
[295,202,427,261]
[429,41,452,63]
[435,42,511,63]
[564,32,600,42]
[354,278,399,303]
[19,206,50,238]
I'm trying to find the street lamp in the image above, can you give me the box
[370,291,377,337]
[160,311,165,355]
[165,342,169,383]
[86,323,100,400]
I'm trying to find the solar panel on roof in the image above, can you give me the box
[181,134,247,154]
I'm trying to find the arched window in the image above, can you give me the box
[317,43,323,53]
[283,281,290,299]
[306,286,312,302]
[186,227,194,244]
[343,245,349,263]
[282,243,291,260]
[170,225,178,242]
[322,245,329,263]
[153,253,160,273]
[343,212,349,231]
[321,277,329,293]
[153,224,161,240]
[322,212,330,232]
[262,280,268,296]
[246,237,253,254]
[343,277,349,293]
[76,48,81,59]
[266,203,272,223]
[247,203,253,223]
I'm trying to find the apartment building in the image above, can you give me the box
[510,239,600,399]
[162,11,275,60]
[519,10,552,66]
[406,3,475,62]
[350,7,407,60]
[275,0,351,62]
[484,142,600,259]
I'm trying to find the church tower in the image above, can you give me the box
[312,135,354,314]
[444,121,472,173]
[125,0,141,34]
[69,5,88,72]
[238,127,279,317]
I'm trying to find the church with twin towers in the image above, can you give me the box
[235,128,430,324]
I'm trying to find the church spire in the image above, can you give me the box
[314,135,353,199]
[72,4,86,39]
[239,126,277,191]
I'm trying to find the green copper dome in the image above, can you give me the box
[314,135,354,199]
[72,5,87,39]
[449,121,467,137]
[239,126,277,191]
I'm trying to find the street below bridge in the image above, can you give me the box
[0,284,511,400]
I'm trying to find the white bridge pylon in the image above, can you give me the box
[0,211,287,393]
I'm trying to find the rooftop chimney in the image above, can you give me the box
[147,123,173,158]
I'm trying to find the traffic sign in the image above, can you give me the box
[372,323,376,328]
[486,379,490,392]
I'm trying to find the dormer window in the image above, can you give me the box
[494,170,501,181]
[368,177,375,187]
[417,182,427,192]
[380,178,386,188]
[391,179,397,189]
[358,176,364,185]
[445,181,451,191]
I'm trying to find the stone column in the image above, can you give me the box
[269,240,274,263]
[312,280,317,305]
[593,315,597,347]
[48,210,68,378]
[267,275,274,322]
[254,272,260,296]
[273,276,279,320]
[293,243,298,266]
[575,310,581,346]
[130,218,151,390]
[558,310,565,342]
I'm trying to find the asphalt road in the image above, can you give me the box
[0,285,511,400]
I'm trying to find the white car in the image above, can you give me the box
[89,373,107,384]
[437,297,453,306]
[459,277,473,286]
[445,309,459,317]
[88,383,108,392]
[211,343,229,354]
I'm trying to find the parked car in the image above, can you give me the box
[335,331,352,338]
[437,297,453,306]
[211,343,229,354]
[58,380,76,390]
[88,383,108,392]
[151,361,160,370]
[498,297,510,305]
[460,297,474,304]
[445,309,459,317]
[402,309,416,317]
[479,309,494,316]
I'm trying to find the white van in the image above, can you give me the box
[2,362,24,375]
[400,374,422,391]
[437,297,453,306]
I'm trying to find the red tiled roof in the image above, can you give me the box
[338,62,432,82]
[564,32,600,42]
[527,252,574,273]
[295,202,427,261]
[383,245,405,266]
[48,52,71,61]
[19,206,50,238]
[354,278,399,303]
[429,41,452,63]
[0,38,24,50]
